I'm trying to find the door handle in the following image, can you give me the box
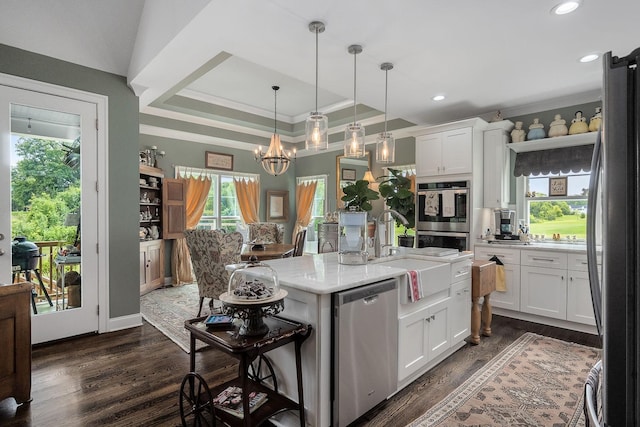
[363,295,378,305]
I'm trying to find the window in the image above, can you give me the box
[297,175,327,253]
[381,165,416,244]
[175,166,259,237]
[525,172,590,240]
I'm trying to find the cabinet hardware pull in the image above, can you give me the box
[532,257,555,262]
[431,315,435,320]
[561,275,564,280]
[425,318,430,323]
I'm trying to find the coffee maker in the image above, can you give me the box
[494,209,518,240]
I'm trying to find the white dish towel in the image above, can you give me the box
[442,190,455,217]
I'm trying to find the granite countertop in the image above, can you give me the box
[260,250,473,295]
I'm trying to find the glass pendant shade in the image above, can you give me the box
[305,113,328,151]
[344,44,365,158]
[344,123,365,158]
[305,21,329,151]
[376,132,395,163]
[376,62,395,164]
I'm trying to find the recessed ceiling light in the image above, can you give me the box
[580,53,599,63]
[551,0,582,15]
[432,95,445,101]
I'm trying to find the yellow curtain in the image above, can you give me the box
[233,178,260,224]
[171,174,212,285]
[408,173,416,194]
[293,181,318,239]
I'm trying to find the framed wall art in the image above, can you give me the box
[341,168,356,181]
[266,190,289,222]
[549,177,567,197]
[205,151,234,171]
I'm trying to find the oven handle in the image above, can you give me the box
[418,231,468,238]
[417,189,468,196]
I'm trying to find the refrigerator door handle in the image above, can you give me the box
[586,128,603,336]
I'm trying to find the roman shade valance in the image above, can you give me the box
[513,144,594,177]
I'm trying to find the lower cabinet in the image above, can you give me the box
[520,265,567,320]
[0,283,31,404]
[450,279,471,343]
[140,240,164,295]
[398,296,450,382]
[473,246,521,311]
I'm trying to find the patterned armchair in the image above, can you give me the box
[184,229,243,317]
[248,222,284,244]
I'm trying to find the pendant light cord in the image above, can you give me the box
[315,28,319,115]
[273,86,277,134]
[352,51,357,126]
[384,68,388,134]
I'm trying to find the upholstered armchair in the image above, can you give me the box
[184,229,243,317]
[247,222,284,244]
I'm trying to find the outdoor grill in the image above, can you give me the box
[11,236,41,271]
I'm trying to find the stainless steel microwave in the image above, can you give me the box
[416,180,470,233]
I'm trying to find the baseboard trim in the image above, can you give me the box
[108,313,143,332]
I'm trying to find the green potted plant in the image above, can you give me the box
[340,179,380,212]
[378,168,415,247]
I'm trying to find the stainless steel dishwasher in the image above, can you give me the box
[333,278,398,427]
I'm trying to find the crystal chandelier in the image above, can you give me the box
[376,62,395,164]
[305,21,329,151]
[344,44,365,158]
[254,86,295,176]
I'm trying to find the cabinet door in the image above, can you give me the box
[450,279,471,344]
[441,128,472,175]
[491,263,521,311]
[415,133,442,177]
[147,241,163,287]
[520,266,567,320]
[162,178,186,239]
[483,128,509,208]
[139,248,148,288]
[567,270,597,325]
[426,297,450,361]
[398,308,429,382]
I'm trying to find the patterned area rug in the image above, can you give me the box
[140,284,209,353]
[409,332,600,427]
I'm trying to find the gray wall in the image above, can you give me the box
[0,44,140,319]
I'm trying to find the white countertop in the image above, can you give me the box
[474,240,601,254]
[260,251,473,295]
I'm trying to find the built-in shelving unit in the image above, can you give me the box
[507,132,597,153]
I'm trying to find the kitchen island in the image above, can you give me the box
[247,250,473,427]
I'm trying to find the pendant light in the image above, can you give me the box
[254,86,295,176]
[344,44,365,158]
[376,62,395,164]
[305,21,329,151]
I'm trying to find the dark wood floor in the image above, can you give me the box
[0,315,601,427]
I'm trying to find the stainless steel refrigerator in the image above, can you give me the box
[587,47,640,426]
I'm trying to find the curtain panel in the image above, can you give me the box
[294,181,318,239]
[171,175,212,285]
[233,178,260,224]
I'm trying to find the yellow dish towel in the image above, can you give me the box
[495,264,507,292]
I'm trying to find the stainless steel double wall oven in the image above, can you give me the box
[416,180,470,251]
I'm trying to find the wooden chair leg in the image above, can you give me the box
[197,297,204,317]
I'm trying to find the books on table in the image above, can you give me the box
[212,386,268,419]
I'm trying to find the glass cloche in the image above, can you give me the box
[220,256,287,336]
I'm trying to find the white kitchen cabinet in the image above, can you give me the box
[450,279,471,343]
[520,265,567,320]
[473,246,521,311]
[483,121,513,208]
[398,296,450,382]
[567,253,600,326]
[415,127,472,177]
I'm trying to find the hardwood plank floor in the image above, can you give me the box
[0,315,600,426]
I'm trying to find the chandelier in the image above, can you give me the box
[344,44,366,158]
[305,21,329,151]
[254,86,295,176]
[376,62,395,163]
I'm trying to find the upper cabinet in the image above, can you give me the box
[483,120,514,208]
[413,118,487,179]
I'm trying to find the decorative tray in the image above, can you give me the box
[219,289,287,306]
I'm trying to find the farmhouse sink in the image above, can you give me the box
[376,258,450,300]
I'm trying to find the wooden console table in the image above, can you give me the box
[470,260,496,345]
[0,282,32,404]
[184,316,311,426]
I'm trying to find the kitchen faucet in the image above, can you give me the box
[375,209,409,258]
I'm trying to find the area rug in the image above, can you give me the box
[140,283,208,353]
[408,332,600,427]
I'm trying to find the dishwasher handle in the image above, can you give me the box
[336,279,397,306]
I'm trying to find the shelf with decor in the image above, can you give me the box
[508,131,597,153]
